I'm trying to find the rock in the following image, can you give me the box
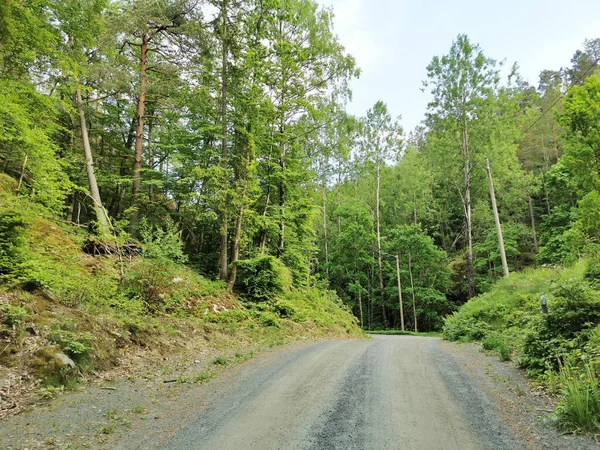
[56,353,76,369]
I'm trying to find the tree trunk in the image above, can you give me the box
[322,183,329,280]
[227,145,251,290]
[227,204,244,290]
[219,219,228,280]
[17,155,27,191]
[130,33,148,234]
[76,87,110,236]
[528,196,539,253]
[259,190,270,252]
[486,159,509,277]
[278,158,285,257]
[219,0,229,280]
[375,162,388,327]
[358,290,363,328]
[462,123,475,299]
[337,169,342,236]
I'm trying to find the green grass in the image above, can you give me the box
[555,361,600,432]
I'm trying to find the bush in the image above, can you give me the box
[123,260,179,313]
[1,303,28,327]
[443,313,490,341]
[49,329,94,360]
[482,333,512,361]
[258,311,281,328]
[138,217,187,264]
[520,280,600,374]
[236,256,292,301]
[0,210,30,283]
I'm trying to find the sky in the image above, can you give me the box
[315,0,600,132]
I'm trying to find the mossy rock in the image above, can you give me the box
[32,346,79,385]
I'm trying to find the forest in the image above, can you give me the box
[1,0,600,336]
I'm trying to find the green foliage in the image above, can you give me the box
[482,333,512,361]
[212,356,228,366]
[520,280,600,374]
[385,224,452,331]
[49,328,94,359]
[0,209,30,282]
[444,260,600,431]
[555,360,600,432]
[138,217,187,264]
[257,311,281,328]
[367,330,441,337]
[0,80,70,211]
[0,303,28,327]
[236,256,292,301]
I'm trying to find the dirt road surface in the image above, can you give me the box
[4,335,599,449]
[162,335,519,450]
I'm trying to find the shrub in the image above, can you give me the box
[236,256,292,301]
[0,210,30,282]
[1,303,28,327]
[123,259,179,313]
[520,280,600,374]
[258,311,281,328]
[49,329,94,360]
[443,313,490,341]
[138,217,187,264]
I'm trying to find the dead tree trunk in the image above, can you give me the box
[486,159,509,277]
[76,87,110,235]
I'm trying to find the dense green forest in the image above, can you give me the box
[2,0,600,334]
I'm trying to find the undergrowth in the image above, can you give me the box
[443,260,600,432]
[0,176,361,403]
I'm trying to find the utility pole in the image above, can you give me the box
[408,252,417,332]
[395,254,405,331]
[486,158,509,278]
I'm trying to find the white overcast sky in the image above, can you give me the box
[315,0,600,132]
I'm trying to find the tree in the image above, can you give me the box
[110,0,193,233]
[385,225,451,331]
[358,101,402,326]
[424,34,503,299]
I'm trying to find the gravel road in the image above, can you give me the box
[163,335,521,450]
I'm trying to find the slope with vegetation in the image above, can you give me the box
[0,176,360,416]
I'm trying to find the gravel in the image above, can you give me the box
[1,335,599,449]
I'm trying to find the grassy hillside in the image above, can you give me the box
[0,174,361,416]
[444,260,600,432]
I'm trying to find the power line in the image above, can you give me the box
[522,60,599,136]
